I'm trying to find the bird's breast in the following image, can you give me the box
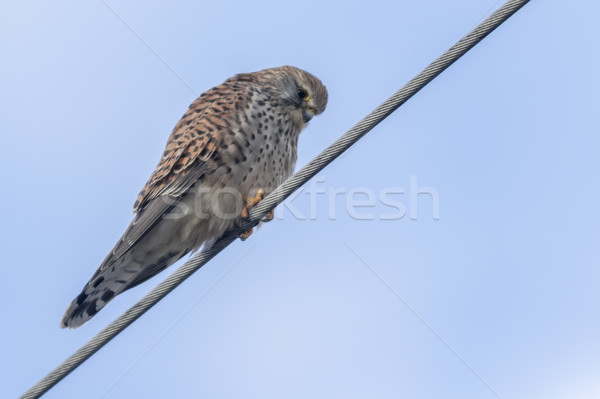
[211,102,301,198]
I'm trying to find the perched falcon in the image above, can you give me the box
[61,66,328,329]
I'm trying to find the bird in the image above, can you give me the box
[60,66,328,329]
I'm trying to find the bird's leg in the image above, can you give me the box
[241,188,264,219]
[239,189,277,240]
[263,209,274,221]
[240,188,265,241]
[239,229,253,241]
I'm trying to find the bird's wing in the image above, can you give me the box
[99,88,238,271]
[133,110,224,212]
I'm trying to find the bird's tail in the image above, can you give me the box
[60,246,185,329]
[60,255,137,329]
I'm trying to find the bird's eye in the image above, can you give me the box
[297,88,309,100]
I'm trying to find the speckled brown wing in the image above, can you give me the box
[133,92,230,213]
[100,83,244,270]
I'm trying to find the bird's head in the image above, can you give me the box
[258,65,328,124]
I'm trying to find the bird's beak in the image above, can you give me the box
[303,106,316,123]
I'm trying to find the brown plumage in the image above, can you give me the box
[60,66,328,329]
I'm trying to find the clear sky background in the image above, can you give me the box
[2,1,599,398]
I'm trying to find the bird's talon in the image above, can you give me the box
[241,188,265,219]
[240,227,253,241]
[263,210,274,222]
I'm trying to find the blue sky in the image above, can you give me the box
[2,1,599,398]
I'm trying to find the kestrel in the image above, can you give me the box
[61,66,328,329]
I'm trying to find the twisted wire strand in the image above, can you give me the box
[20,1,530,397]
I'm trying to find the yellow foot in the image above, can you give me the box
[241,188,264,218]
[240,227,253,241]
[240,209,274,240]
[240,188,265,240]
[263,210,274,221]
